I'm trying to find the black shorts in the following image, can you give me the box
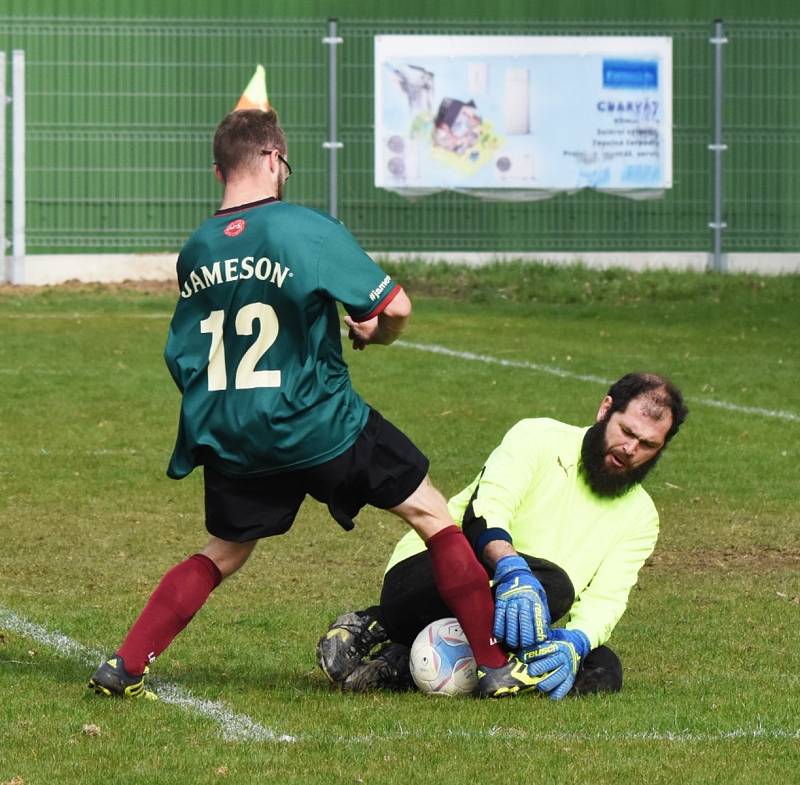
[203,408,430,542]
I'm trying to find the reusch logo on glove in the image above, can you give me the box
[534,605,547,641]
[224,218,246,237]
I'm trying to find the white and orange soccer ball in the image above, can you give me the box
[409,618,478,697]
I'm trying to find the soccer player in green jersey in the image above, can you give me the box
[88,109,541,700]
[317,373,688,697]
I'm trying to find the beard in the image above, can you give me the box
[579,417,662,498]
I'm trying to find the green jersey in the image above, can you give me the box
[164,197,400,479]
[385,418,660,650]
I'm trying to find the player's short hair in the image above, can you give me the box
[213,109,286,181]
[605,372,688,445]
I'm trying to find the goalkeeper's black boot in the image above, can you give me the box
[88,655,157,700]
[476,654,549,699]
[341,643,414,693]
[316,608,388,684]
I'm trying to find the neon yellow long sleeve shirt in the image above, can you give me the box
[385,418,659,650]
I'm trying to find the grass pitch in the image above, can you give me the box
[1,263,799,785]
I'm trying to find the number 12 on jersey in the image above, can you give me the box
[199,303,281,391]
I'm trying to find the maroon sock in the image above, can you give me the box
[426,526,506,668]
[116,553,222,675]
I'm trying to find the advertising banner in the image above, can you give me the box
[374,35,672,195]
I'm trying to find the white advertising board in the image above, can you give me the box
[374,35,672,194]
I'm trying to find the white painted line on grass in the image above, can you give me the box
[471,724,800,742]
[0,605,295,743]
[338,723,800,744]
[152,683,295,743]
[395,339,800,423]
[397,339,610,384]
[697,397,800,423]
[0,607,93,662]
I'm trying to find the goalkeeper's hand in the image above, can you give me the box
[521,628,591,701]
[491,554,551,649]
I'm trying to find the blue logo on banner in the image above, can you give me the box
[603,59,658,89]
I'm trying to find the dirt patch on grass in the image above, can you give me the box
[647,546,800,571]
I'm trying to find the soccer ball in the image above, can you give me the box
[409,618,478,697]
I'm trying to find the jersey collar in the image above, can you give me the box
[215,196,279,216]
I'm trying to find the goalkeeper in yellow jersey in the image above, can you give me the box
[317,372,688,698]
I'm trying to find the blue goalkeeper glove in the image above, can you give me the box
[491,555,551,649]
[522,628,591,700]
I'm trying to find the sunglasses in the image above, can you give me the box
[261,149,292,178]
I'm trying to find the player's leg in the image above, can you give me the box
[115,540,251,663]
[117,535,256,672]
[89,466,304,697]
[395,492,573,696]
[339,641,415,693]
[316,606,390,684]
[317,548,452,691]
[88,537,256,698]
[387,476,508,672]
[200,535,258,577]
[325,549,452,692]
[316,551,454,689]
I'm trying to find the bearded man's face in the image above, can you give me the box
[580,396,672,497]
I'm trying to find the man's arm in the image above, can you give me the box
[564,514,659,650]
[344,287,411,350]
[313,218,409,344]
[523,512,657,700]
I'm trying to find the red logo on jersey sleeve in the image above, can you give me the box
[224,218,246,237]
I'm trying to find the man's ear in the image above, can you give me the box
[596,395,613,423]
[213,164,225,184]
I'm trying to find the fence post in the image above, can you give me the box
[323,18,343,218]
[708,19,727,272]
[12,49,26,285]
[1,51,6,283]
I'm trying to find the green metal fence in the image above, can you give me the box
[1,17,327,253]
[722,21,800,251]
[1,16,799,255]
